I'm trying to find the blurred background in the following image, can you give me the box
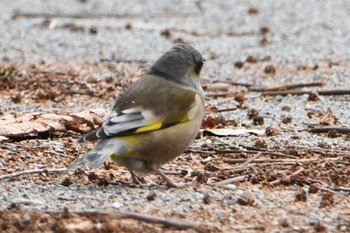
[1,0,349,65]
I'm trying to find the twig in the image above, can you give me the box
[309,127,350,134]
[45,209,218,232]
[69,89,101,97]
[0,168,67,180]
[327,187,350,194]
[188,147,298,159]
[28,69,79,76]
[205,92,240,98]
[232,226,266,231]
[250,82,325,92]
[213,80,253,88]
[223,157,340,164]
[285,145,350,156]
[216,107,237,113]
[215,149,298,159]
[190,145,349,159]
[214,175,248,186]
[270,167,305,185]
[241,152,262,165]
[319,187,348,195]
[119,212,216,232]
[13,11,197,19]
[224,164,256,172]
[187,149,216,154]
[261,89,350,96]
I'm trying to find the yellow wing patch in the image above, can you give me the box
[115,135,140,145]
[135,122,163,133]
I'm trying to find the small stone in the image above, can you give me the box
[89,27,98,35]
[282,106,291,112]
[247,7,259,14]
[280,219,290,228]
[308,92,320,101]
[234,61,244,69]
[246,56,258,63]
[61,177,73,187]
[264,65,276,75]
[125,23,132,30]
[202,193,211,204]
[308,184,319,194]
[255,139,268,148]
[260,26,270,34]
[111,201,122,209]
[266,127,279,136]
[160,29,172,38]
[253,116,264,125]
[224,184,237,190]
[247,109,259,119]
[294,189,307,202]
[282,116,293,124]
[146,191,157,201]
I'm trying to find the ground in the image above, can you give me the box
[0,1,350,232]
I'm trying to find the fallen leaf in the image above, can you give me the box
[0,109,108,140]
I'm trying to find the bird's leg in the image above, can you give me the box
[156,169,186,188]
[127,168,142,184]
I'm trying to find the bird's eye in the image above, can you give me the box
[194,60,204,74]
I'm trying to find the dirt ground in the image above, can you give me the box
[1,1,350,232]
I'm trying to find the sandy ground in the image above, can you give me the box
[1,1,350,232]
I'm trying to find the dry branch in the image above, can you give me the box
[309,127,350,134]
[13,11,196,19]
[250,82,325,92]
[0,168,67,180]
[223,157,340,164]
[270,167,305,185]
[45,209,218,232]
[261,89,350,96]
[214,175,248,186]
[213,149,298,159]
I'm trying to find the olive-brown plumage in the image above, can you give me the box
[69,45,205,188]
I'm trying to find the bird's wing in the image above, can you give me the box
[78,108,181,142]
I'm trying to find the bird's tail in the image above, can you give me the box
[68,139,117,171]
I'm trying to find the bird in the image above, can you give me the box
[69,44,205,188]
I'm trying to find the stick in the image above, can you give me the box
[0,168,67,180]
[223,157,340,164]
[270,167,304,185]
[13,11,196,19]
[188,148,298,159]
[214,175,248,186]
[214,149,298,159]
[28,69,79,76]
[309,127,350,134]
[205,92,239,98]
[261,89,350,96]
[119,212,215,232]
[328,187,350,193]
[319,187,347,195]
[190,146,348,158]
[213,80,253,88]
[216,107,237,113]
[45,209,217,232]
[241,152,262,165]
[250,82,325,92]
[187,148,216,154]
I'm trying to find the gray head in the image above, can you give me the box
[148,44,204,88]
